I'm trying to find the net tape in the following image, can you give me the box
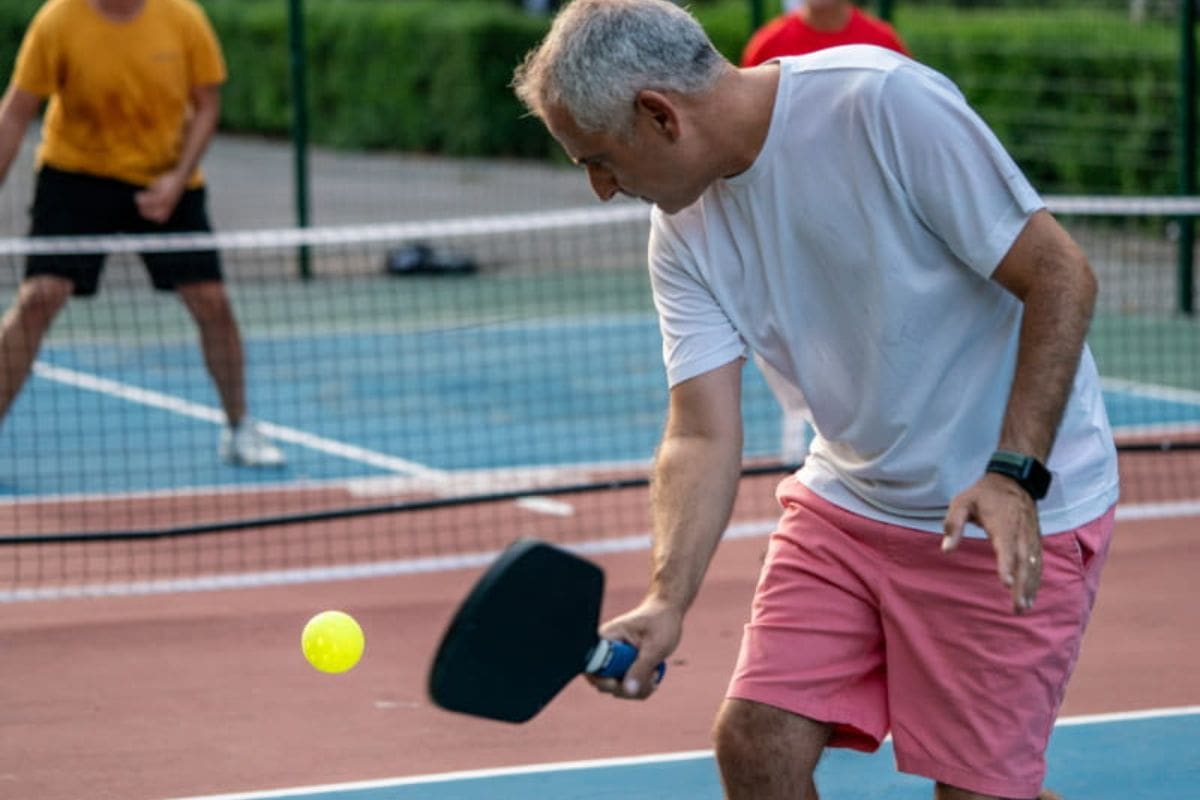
[0,196,1195,258]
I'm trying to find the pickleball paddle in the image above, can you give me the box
[428,537,666,723]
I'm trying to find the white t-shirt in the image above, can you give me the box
[649,47,1119,535]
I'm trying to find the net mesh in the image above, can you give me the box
[0,197,1196,599]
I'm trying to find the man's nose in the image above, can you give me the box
[586,164,619,201]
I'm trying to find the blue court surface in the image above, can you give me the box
[2,315,1198,498]
[169,708,1199,799]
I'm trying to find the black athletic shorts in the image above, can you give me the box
[25,165,224,297]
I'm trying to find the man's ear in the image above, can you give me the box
[634,90,680,141]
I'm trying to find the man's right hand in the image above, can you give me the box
[587,594,684,700]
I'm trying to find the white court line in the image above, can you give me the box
[1102,377,1200,406]
[1051,705,1200,727]
[164,706,1200,799]
[514,496,577,516]
[1116,499,1200,520]
[32,361,451,482]
[1113,421,1200,438]
[1101,377,1200,438]
[27,361,584,514]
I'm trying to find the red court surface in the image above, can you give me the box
[1,508,1197,800]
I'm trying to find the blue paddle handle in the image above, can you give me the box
[585,639,666,683]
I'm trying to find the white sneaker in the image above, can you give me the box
[219,419,286,467]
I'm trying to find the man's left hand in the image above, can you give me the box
[943,472,1043,614]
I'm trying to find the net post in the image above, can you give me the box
[749,0,764,32]
[1180,0,1196,314]
[288,0,313,280]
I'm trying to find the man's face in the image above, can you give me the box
[542,100,703,215]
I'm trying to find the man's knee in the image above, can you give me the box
[713,698,828,782]
[12,275,72,327]
[714,698,775,761]
[177,280,234,324]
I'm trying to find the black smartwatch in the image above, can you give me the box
[986,450,1052,501]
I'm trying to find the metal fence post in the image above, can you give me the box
[750,0,765,33]
[1179,0,1196,314]
[288,0,312,280]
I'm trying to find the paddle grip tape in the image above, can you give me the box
[585,640,667,683]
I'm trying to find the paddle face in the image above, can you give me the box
[428,538,605,723]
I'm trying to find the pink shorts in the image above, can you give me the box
[727,477,1113,798]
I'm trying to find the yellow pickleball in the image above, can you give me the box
[301,610,365,674]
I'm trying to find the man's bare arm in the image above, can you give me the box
[135,83,222,223]
[173,83,222,183]
[648,358,746,611]
[595,357,744,695]
[990,209,1097,460]
[0,85,42,188]
[944,209,1098,612]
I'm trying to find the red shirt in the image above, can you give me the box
[741,6,909,67]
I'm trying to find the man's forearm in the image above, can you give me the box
[646,428,743,612]
[0,86,39,188]
[172,88,220,181]
[0,115,24,187]
[998,233,1097,461]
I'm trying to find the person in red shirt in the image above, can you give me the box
[741,0,909,66]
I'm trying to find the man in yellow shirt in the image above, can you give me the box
[0,0,284,466]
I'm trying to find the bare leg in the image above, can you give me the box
[176,280,245,426]
[713,697,830,800]
[0,275,73,422]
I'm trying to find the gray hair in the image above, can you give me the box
[512,0,727,135]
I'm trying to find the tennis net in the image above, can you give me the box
[0,196,1196,599]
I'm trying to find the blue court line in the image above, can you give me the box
[167,707,1200,800]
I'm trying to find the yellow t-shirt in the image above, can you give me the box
[12,0,227,187]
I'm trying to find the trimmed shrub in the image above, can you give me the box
[0,0,1186,194]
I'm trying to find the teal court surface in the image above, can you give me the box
[1,310,1197,500]
[170,708,1199,800]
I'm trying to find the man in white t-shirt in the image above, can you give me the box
[513,1,1117,798]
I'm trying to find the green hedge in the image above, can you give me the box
[206,0,553,157]
[696,2,1181,194]
[0,0,42,80]
[0,1,1186,194]
[896,7,1179,194]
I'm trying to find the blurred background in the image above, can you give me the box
[0,4,1196,799]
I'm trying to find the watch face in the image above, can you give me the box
[988,451,1051,500]
[1027,458,1052,499]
